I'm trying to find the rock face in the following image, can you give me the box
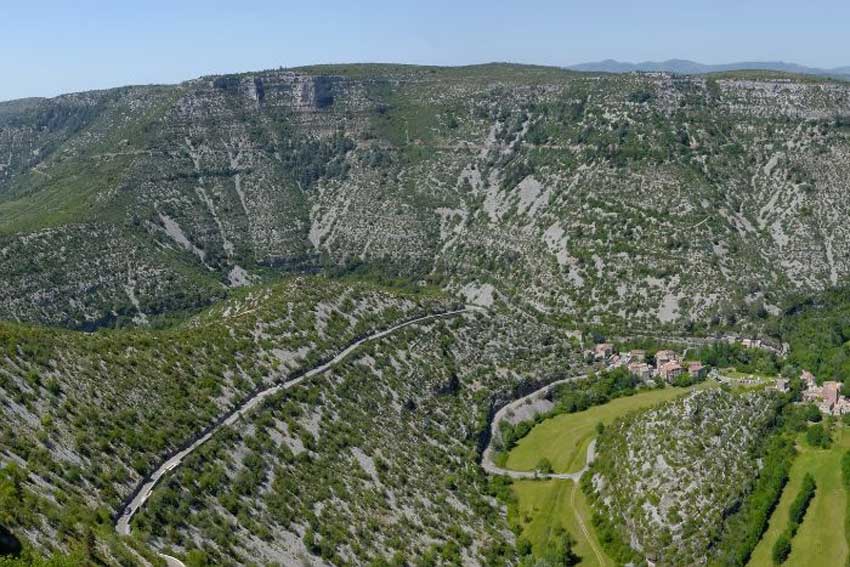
[2,64,850,328]
[587,389,778,566]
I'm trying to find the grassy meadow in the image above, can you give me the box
[747,427,850,567]
[506,385,697,473]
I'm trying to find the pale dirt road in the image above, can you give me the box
[480,373,597,481]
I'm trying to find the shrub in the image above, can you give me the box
[787,473,816,528]
[184,550,209,567]
[535,458,553,475]
[806,423,831,448]
[771,533,791,564]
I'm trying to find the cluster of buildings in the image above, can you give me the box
[773,370,850,415]
[798,371,850,415]
[591,343,706,384]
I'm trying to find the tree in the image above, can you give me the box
[806,423,831,448]
[535,458,554,475]
[539,528,580,566]
[803,404,822,423]
[771,533,791,564]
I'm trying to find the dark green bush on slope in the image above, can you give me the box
[771,473,816,565]
[806,423,832,448]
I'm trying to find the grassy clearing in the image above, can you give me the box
[513,479,612,567]
[507,384,712,566]
[747,427,850,567]
[720,368,777,382]
[506,385,700,473]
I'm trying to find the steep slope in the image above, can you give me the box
[1,64,850,333]
[0,277,458,562]
[585,389,779,566]
[132,302,581,566]
[0,273,585,566]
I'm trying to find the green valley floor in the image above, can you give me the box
[747,427,850,567]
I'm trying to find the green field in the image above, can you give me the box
[506,385,697,473]
[507,384,709,566]
[512,479,612,567]
[747,427,850,567]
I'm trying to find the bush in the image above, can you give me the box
[771,533,791,564]
[535,458,553,475]
[533,527,579,567]
[787,473,816,528]
[803,404,822,423]
[184,550,209,567]
[806,423,831,448]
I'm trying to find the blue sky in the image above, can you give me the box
[2,0,847,101]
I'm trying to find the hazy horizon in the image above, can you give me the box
[3,0,848,101]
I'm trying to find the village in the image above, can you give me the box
[590,342,850,416]
[589,342,706,384]
[785,370,850,416]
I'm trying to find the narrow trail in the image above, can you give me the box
[571,480,607,567]
[114,306,481,564]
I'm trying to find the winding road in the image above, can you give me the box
[481,374,597,481]
[481,374,606,565]
[114,306,479,564]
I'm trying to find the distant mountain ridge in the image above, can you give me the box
[568,58,850,77]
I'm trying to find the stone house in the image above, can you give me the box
[628,362,653,381]
[655,350,677,366]
[820,381,842,414]
[594,343,614,360]
[835,397,850,415]
[658,361,684,382]
[687,362,706,379]
[801,370,816,388]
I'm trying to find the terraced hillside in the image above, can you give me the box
[2,65,850,331]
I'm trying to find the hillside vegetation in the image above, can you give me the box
[586,389,780,566]
[0,273,587,566]
[0,277,460,562]
[4,63,850,567]
[1,64,850,331]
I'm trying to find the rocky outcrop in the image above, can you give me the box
[2,64,850,329]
